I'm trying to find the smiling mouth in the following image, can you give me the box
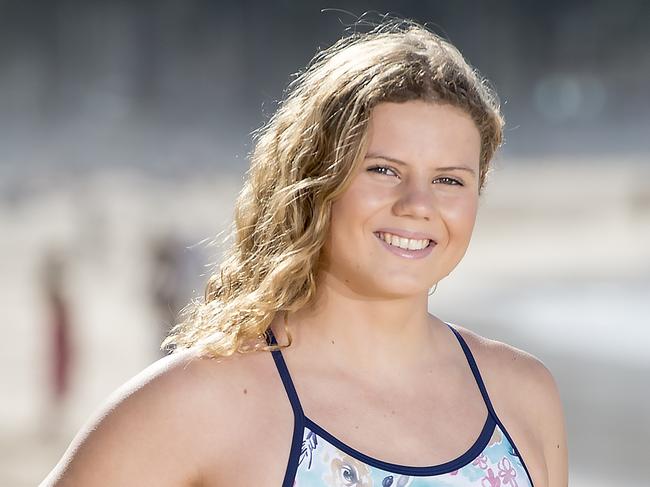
[374,231,434,251]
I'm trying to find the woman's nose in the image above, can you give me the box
[392,180,436,220]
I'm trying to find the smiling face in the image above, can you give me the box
[319,100,482,298]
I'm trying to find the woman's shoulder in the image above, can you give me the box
[42,347,280,486]
[451,323,568,485]
[90,346,275,432]
[450,323,558,398]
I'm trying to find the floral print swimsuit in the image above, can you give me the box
[267,324,534,487]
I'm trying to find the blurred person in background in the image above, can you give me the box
[40,248,75,438]
[41,19,567,486]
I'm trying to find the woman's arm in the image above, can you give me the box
[40,351,207,486]
[534,363,569,487]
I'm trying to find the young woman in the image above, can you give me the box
[42,21,568,487]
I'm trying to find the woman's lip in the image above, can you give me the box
[374,228,436,242]
[374,233,435,259]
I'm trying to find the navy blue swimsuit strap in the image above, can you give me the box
[446,323,499,421]
[447,323,537,485]
[266,328,304,417]
[269,324,497,421]
[266,328,305,487]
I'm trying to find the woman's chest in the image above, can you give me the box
[197,396,544,487]
[200,418,541,487]
[194,350,548,486]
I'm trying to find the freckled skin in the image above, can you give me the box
[321,101,482,299]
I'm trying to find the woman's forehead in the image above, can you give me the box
[364,101,481,167]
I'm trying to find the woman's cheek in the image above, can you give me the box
[444,193,478,228]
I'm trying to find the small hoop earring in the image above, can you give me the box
[428,283,438,296]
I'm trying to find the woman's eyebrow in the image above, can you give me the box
[437,165,477,176]
[365,153,477,175]
[365,153,409,166]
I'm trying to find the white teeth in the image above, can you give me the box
[406,239,421,251]
[378,232,430,251]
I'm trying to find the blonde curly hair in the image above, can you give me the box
[163,20,504,358]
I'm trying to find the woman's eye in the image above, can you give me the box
[367,165,398,177]
[434,176,463,186]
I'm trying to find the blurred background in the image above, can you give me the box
[1,1,648,485]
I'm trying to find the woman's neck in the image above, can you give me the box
[274,277,445,383]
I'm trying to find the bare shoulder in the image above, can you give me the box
[41,347,278,486]
[450,324,562,420]
[451,324,568,486]
[451,324,552,386]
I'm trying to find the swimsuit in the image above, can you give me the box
[266,323,535,487]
